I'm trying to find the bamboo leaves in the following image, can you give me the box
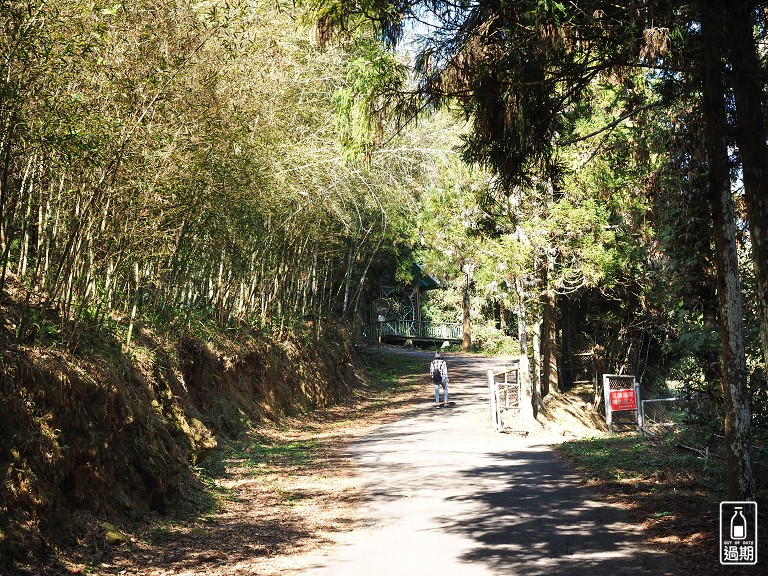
[0,0,421,343]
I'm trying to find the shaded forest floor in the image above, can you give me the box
[38,350,764,575]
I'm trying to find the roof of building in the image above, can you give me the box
[413,263,441,291]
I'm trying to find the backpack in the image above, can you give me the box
[432,362,443,383]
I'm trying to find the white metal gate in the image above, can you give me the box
[488,362,520,432]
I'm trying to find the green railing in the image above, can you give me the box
[363,320,462,342]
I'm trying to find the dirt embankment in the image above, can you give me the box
[0,319,359,571]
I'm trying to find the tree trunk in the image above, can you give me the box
[515,276,528,355]
[462,271,472,351]
[517,353,536,426]
[342,242,356,317]
[0,112,17,289]
[532,318,542,415]
[700,2,756,501]
[723,1,768,373]
[126,261,140,347]
[499,299,508,332]
[541,287,559,395]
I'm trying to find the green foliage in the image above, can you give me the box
[557,434,726,489]
[333,38,408,158]
[470,322,517,355]
[522,197,620,292]
[0,0,433,343]
[3,0,767,548]
[362,351,424,392]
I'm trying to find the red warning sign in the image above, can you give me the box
[609,388,637,411]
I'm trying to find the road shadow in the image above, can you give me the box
[340,349,679,575]
[440,446,679,575]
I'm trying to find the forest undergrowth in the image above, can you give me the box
[0,278,362,575]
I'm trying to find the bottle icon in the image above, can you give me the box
[731,507,747,540]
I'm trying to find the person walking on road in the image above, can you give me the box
[429,352,449,405]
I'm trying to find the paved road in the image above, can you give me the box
[301,352,679,576]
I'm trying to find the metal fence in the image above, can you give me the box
[488,362,520,432]
[362,320,462,342]
[601,373,688,436]
[639,397,687,437]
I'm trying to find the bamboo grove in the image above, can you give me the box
[0,0,431,345]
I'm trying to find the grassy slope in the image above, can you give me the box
[0,292,362,573]
[556,432,766,574]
